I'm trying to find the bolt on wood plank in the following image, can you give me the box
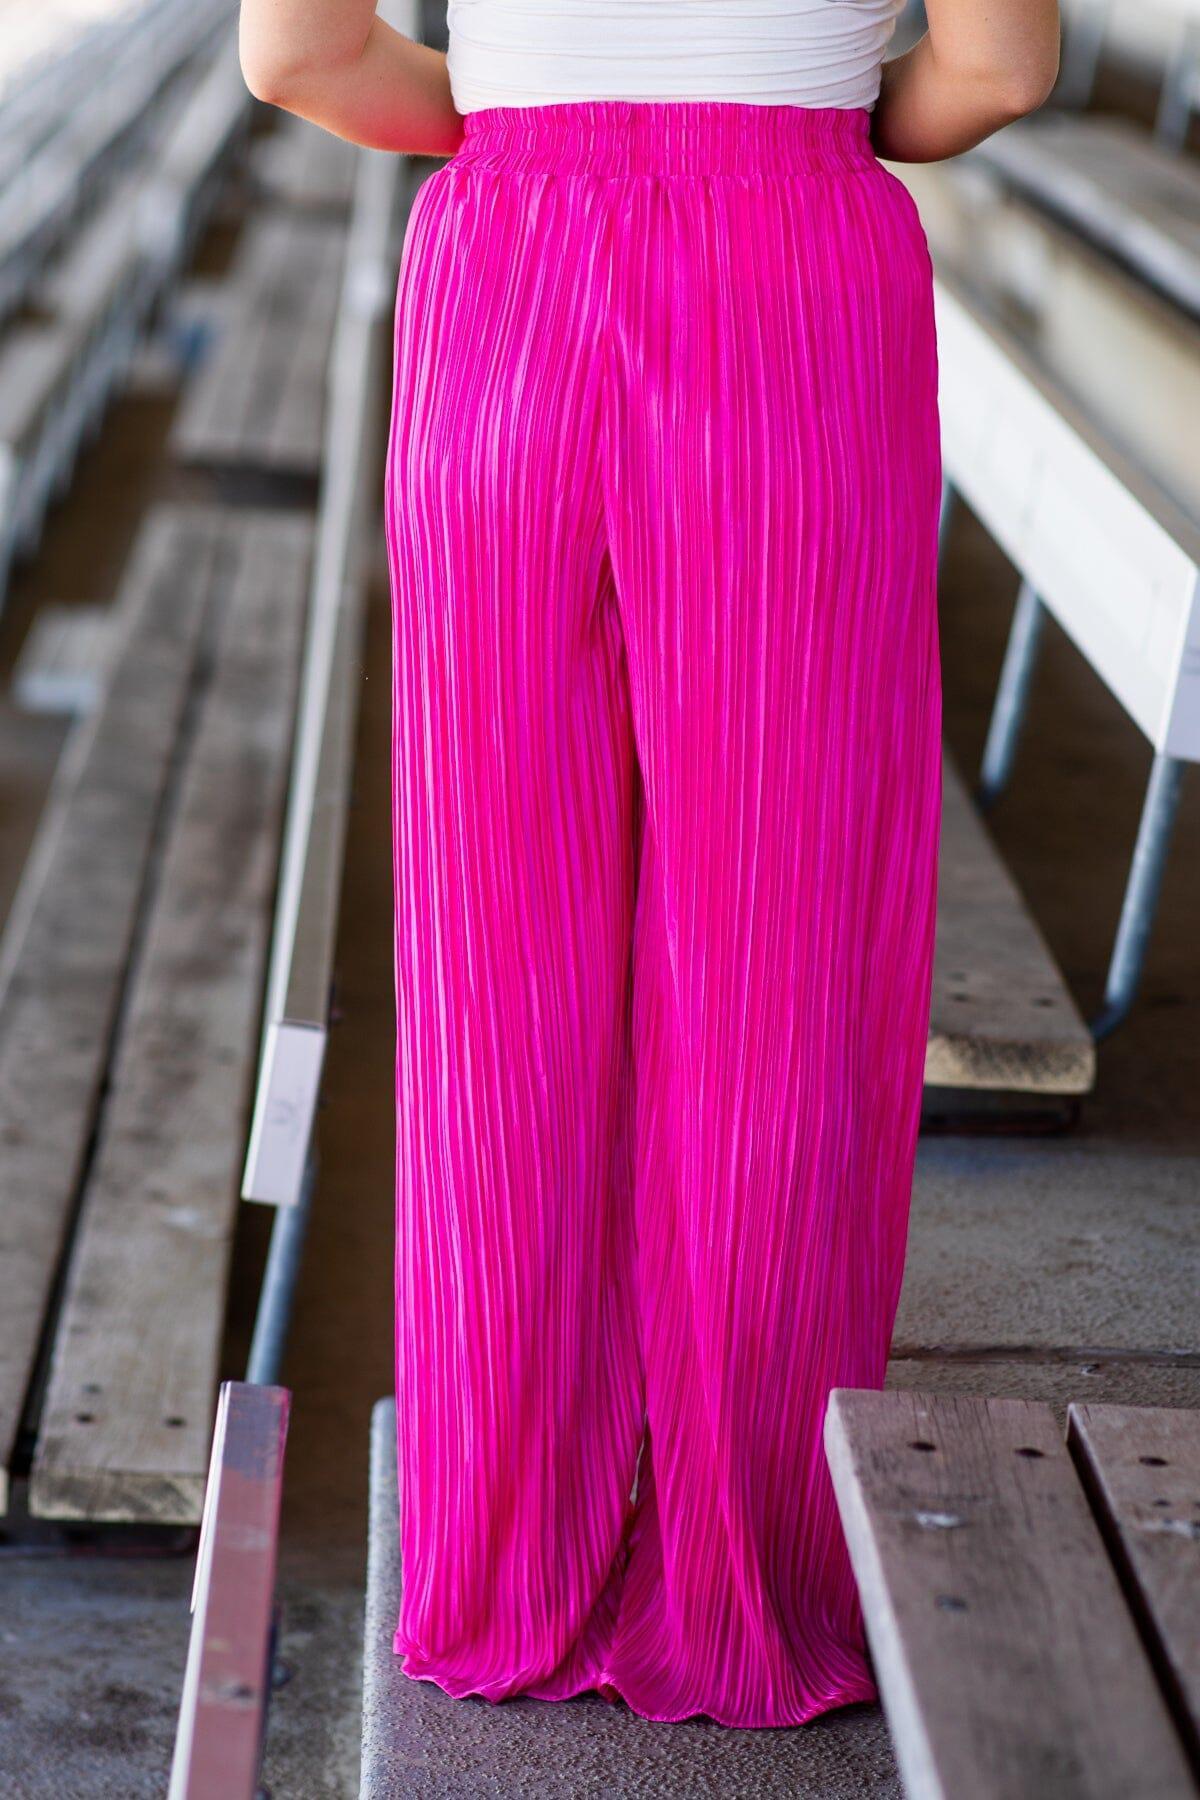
[824,1388,1196,1800]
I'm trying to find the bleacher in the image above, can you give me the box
[0,7,252,606]
[891,0,1200,1060]
[0,0,1196,1793]
[822,14,1200,1797]
[0,0,413,1787]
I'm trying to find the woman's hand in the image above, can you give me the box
[238,0,465,156]
[872,0,1061,163]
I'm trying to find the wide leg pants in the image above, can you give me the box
[385,99,943,1729]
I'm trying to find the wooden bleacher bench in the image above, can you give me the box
[250,115,361,218]
[139,36,254,291]
[169,1380,291,1800]
[968,0,1200,320]
[825,1390,1200,1799]
[361,1398,402,1799]
[0,506,312,1523]
[973,114,1200,321]
[0,29,258,612]
[0,172,149,597]
[36,172,148,443]
[892,151,1200,522]
[171,211,349,490]
[930,751,1095,1095]
[0,322,80,589]
[933,270,1200,1042]
[11,603,115,716]
[0,0,236,325]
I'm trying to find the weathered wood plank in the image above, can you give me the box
[171,214,346,481]
[29,512,312,1524]
[1069,1402,1200,1763]
[140,35,252,284]
[169,1382,290,1800]
[928,749,1095,1094]
[0,512,230,1514]
[824,1388,1195,1800]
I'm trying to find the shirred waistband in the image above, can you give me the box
[452,101,878,176]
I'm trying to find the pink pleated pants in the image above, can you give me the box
[385,100,943,1729]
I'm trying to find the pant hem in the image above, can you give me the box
[392,1638,879,1730]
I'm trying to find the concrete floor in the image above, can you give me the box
[1,279,1199,1800]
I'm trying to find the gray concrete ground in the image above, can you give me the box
[1,305,1199,1796]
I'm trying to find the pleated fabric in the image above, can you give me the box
[385,100,942,1729]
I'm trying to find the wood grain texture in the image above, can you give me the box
[928,749,1096,1094]
[29,512,311,1524]
[824,1388,1195,1800]
[0,513,229,1512]
[171,214,347,479]
[1069,1402,1200,1765]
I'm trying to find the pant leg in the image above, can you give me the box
[385,160,646,1700]
[597,159,943,1726]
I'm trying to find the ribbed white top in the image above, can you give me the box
[445,0,904,114]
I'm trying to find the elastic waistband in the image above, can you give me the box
[453,101,878,177]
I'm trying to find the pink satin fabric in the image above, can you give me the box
[385,100,942,1728]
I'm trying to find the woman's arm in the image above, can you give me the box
[872,0,1061,163]
[238,0,464,156]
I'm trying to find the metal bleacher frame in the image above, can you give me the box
[936,270,1200,1041]
[921,0,1200,1042]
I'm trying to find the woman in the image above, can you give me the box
[241,0,1059,1731]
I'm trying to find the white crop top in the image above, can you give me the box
[445,0,904,114]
